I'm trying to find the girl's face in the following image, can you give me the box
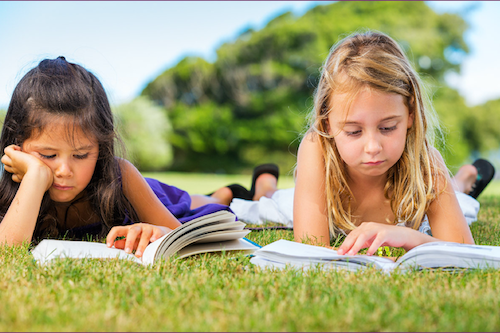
[22,119,99,202]
[328,88,414,180]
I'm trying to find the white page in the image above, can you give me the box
[176,238,259,259]
[253,239,396,271]
[32,239,142,265]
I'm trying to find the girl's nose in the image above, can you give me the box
[54,161,73,178]
[364,134,382,155]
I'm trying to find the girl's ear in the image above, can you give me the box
[407,111,415,129]
[407,96,415,129]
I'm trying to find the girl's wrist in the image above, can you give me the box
[24,165,53,190]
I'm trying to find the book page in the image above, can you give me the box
[154,211,239,257]
[142,211,241,264]
[252,240,396,271]
[167,229,251,256]
[396,241,500,270]
[31,239,142,265]
[176,238,259,259]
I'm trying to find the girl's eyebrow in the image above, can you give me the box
[30,144,96,151]
[342,115,403,125]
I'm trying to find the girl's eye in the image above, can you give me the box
[380,126,397,133]
[74,153,89,160]
[345,130,361,137]
[39,154,56,159]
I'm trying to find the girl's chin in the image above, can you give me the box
[48,192,77,203]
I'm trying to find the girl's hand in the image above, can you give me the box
[1,144,53,190]
[106,223,172,258]
[337,222,435,256]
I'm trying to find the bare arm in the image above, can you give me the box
[118,159,181,230]
[293,133,331,246]
[0,145,53,245]
[425,148,474,244]
[111,159,182,256]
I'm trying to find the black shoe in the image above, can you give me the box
[469,159,495,199]
[227,184,253,200]
[206,184,253,201]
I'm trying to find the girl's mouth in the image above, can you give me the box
[52,184,73,190]
[364,161,384,166]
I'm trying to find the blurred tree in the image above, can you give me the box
[113,97,173,171]
[0,109,6,125]
[143,1,474,173]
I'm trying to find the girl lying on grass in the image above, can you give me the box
[0,57,264,257]
[293,31,495,255]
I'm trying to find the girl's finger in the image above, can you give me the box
[366,234,386,256]
[150,226,171,243]
[106,226,130,247]
[113,239,126,249]
[135,228,154,258]
[124,225,142,254]
[1,154,10,165]
[12,174,22,183]
[337,230,360,255]
[346,232,374,255]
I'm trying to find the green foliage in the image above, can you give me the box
[142,2,482,172]
[432,85,473,171]
[113,97,173,171]
[0,109,6,126]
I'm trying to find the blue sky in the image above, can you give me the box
[0,1,499,109]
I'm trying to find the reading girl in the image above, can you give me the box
[293,31,492,255]
[0,56,241,257]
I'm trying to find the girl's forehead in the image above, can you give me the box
[329,88,407,122]
[31,117,97,146]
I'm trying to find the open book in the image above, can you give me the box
[250,240,500,273]
[32,211,260,265]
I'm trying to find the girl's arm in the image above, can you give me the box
[293,133,331,246]
[425,149,475,244]
[109,159,182,256]
[0,145,53,245]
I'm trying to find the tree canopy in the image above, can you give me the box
[141,1,496,173]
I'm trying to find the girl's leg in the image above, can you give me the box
[190,187,233,209]
[252,173,279,201]
[189,172,280,209]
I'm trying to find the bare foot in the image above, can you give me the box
[452,164,478,194]
[253,173,278,201]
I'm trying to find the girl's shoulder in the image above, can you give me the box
[297,131,327,176]
[299,131,323,154]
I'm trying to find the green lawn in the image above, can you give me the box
[1,175,500,331]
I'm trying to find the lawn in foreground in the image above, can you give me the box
[0,177,499,331]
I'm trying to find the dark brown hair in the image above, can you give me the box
[0,57,137,239]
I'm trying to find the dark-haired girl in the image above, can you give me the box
[0,57,232,257]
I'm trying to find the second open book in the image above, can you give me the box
[250,239,500,272]
[32,210,260,265]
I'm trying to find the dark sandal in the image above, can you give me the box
[250,163,280,197]
[469,159,495,199]
[206,184,253,201]
[227,184,253,200]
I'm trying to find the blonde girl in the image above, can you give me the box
[294,31,476,255]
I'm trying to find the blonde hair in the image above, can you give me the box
[308,30,444,236]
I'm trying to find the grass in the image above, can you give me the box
[1,176,500,331]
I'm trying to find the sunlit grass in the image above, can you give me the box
[1,174,499,331]
[142,171,296,194]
